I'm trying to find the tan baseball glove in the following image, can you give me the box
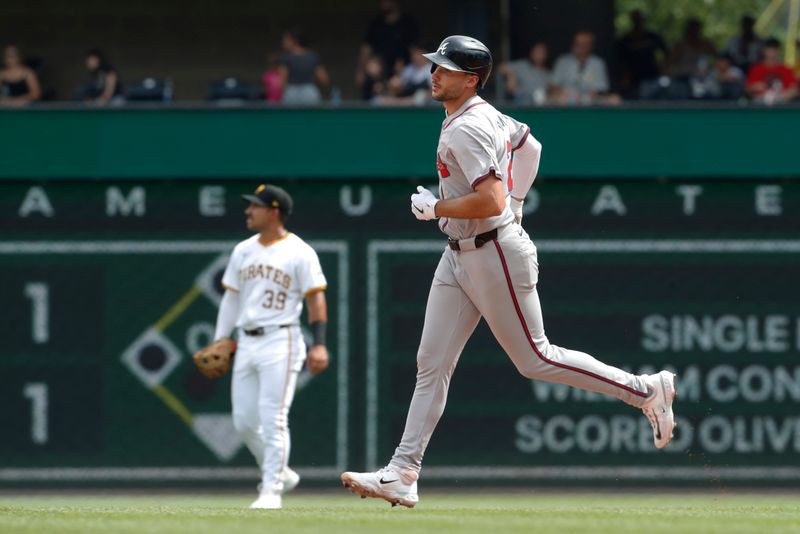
[192,338,236,378]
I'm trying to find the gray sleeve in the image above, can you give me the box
[451,123,502,189]
[551,56,568,86]
[506,114,530,151]
[590,57,609,92]
[507,60,523,79]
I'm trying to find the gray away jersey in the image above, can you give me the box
[435,95,530,240]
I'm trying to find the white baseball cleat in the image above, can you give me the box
[642,370,677,449]
[281,467,300,494]
[341,467,419,508]
[255,467,300,499]
[250,492,282,510]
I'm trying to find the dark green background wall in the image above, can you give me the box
[1,106,799,179]
[2,106,799,486]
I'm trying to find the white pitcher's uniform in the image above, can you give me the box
[221,232,326,493]
[390,95,652,472]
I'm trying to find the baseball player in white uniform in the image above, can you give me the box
[216,184,329,509]
[341,36,676,508]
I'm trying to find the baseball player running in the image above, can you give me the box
[341,36,676,508]
[216,184,329,509]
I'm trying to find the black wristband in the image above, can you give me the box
[310,320,327,347]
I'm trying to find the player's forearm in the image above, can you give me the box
[435,177,505,219]
[214,290,239,340]
[306,291,327,323]
[306,291,328,347]
[510,134,542,201]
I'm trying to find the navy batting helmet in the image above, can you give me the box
[423,35,493,88]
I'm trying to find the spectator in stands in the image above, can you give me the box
[723,15,764,73]
[498,42,551,105]
[616,10,667,99]
[261,53,283,103]
[279,28,330,105]
[694,53,745,100]
[356,0,419,89]
[661,18,716,99]
[361,55,389,102]
[795,39,800,80]
[668,18,716,81]
[0,45,41,106]
[746,38,798,105]
[388,43,432,103]
[76,49,123,104]
[551,31,618,105]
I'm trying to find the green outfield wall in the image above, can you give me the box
[1,107,799,486]
[1,105,799,179]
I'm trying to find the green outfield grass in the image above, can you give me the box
[1,492,798,534]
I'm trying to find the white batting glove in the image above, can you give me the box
[510,197,524,224]
[410,186,439,221]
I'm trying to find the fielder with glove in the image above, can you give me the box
[209,184,329,510]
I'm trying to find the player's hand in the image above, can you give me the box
[410,186,439,221]
[510,196,524,225]
[306,345,329,375]
[192,338,236,379]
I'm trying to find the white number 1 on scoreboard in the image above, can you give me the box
[23,382,49,445]
[23,282,49,344]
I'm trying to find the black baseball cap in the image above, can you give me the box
[241,184,293,215]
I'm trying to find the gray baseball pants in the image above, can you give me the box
[389,223,651,473]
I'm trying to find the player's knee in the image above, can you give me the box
[517,364,543,380]
[415,346,436,369]
[260,419,288,440]
[232,411,258,436]
[535,336,552,354]
[514,338,552,379]
[258,407,288,433]
[416,347,455,377]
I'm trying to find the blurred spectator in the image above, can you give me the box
[356,0,419,88]
[261,53,283,103]
[279,28,330,105]
[723,15,764,73]
[388,43,432,102]
[361,55,388,101]
[616,10,667,99]
[660,18,717,99]
[76,49,123,104]
[693,53,745,100]
[551,32,618,105]
[795,40,800,79]
[746,38,797,105]
[0,45,41,106]
[498,42,551,105]
[668,19,717,80]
